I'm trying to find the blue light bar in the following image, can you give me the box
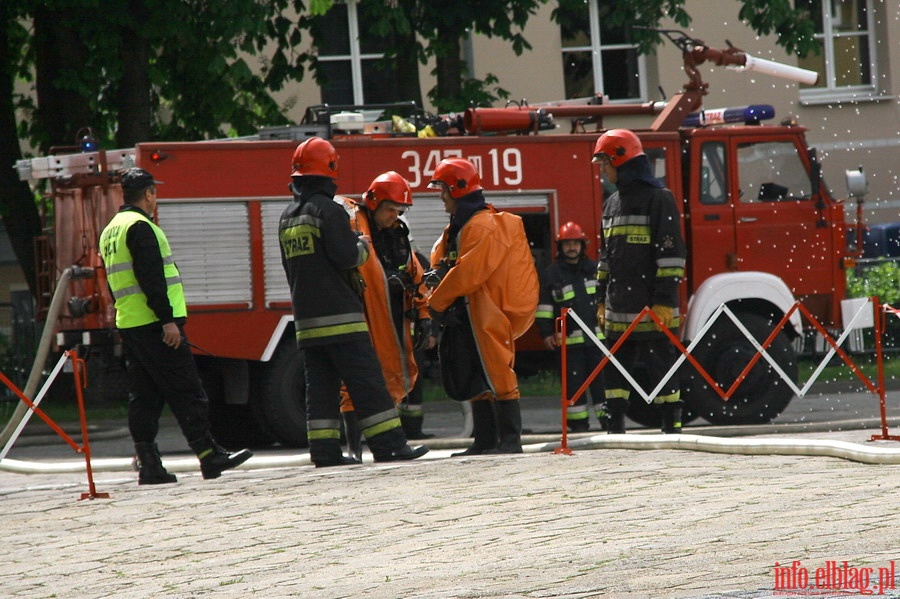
[683,104,776,127]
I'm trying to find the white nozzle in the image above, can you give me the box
[735,54,819,86]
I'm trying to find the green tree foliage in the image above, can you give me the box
[847,263,900,306]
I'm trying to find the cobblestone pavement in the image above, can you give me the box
[1,428,899,598]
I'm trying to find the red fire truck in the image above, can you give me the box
[17,34,864,445]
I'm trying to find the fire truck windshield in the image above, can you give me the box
[737,141,813,203]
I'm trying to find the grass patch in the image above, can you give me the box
[421,369,561,402]
[798,352,900,385]
[0,396,130,426]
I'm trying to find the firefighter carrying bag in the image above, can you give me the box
[439,315,491,402]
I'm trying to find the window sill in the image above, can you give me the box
[799,92,896,106]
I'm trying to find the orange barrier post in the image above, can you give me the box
[553,308,573,455]
[69,350,110,500]
[871,298,900,441]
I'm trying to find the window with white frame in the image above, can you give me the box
[795,0,877,102]
[314,1,400,105]
[558,1,646,101]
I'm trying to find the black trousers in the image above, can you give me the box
[604,337,681,404]
[119,322,210,444]
[304,338,405,460]
[563,343,606,411]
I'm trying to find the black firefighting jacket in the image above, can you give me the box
[597,156,686,340]
[279,176,371,348]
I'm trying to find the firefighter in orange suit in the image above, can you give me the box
[338,172,436,458]
[426,158,539,455]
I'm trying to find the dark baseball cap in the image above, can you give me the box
[120,167,163,190]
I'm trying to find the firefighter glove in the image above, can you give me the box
[414,318,433,350]
[429,305,462,328]
[596,303,606,328]
[650,304,675,331]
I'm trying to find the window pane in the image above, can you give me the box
[834,0,867,33]
[361,58,400,103]
[797,38,825,88]
[316,5,350,56]
[562,50,594,98]
[319,60,353,104]
[599,20,629,45]
[559,2,590,48]
[359,3,393,54]
[700,142,728,205]
[796,0,824,32]
[834,35,870,85]
[601,48,640,100]
[737,141,812,203]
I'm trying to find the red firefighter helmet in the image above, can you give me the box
[557,221,588,243]
[291,137,338,178]
[427,158,482,199]
[363,171,413,212]
[592,129,644,168]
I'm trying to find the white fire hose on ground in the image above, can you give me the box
[4,431,900,476]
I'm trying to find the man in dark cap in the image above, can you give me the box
[99,167,253,484]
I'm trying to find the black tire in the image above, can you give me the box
[197,356,275,450]
[684,313,797,425]
[248,338,309,448]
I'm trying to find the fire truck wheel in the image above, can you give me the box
[685,313,797,425]
[248,339,309,448]
[197,356,275,450]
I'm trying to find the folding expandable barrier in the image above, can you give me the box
[0,350,110,500]
[552,296,900,455]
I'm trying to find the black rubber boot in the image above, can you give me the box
[660,401,683,434]
[343,410,364,462]
[567,418,590,433]
[594,405,609,431]
[374,444,430,462]
[606,398,628,434]
[367,426,430,463]
[484,399,523,454]
[188,433,253,480]
[451,399,498,457]
[400,414,435,440]
[134,442,177,485]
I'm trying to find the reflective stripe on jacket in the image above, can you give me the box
[99,209,186,329]
[536,256,604,345]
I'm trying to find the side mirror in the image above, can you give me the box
[845,167,867,200]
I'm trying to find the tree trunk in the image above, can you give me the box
[434,31,462,113]
[116,0,152,146]
[0,3,41,296]
[394,26,423,107]
[34,6,94,152]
